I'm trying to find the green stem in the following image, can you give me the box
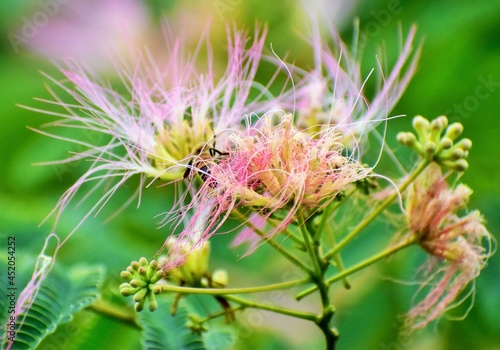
[232,209,313,274]
[296,235,418,300]
[298,215,323,277]
[299,214,339,349]
[198,305,245,324]
[325,224,350,289]
[323,161,429,261]
[223,295,318,321]
[158,277,311,295]
[89,300,139,329]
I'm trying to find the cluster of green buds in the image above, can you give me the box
[120,241,229,313]
[397,115,472,171]
[119,258,165,311]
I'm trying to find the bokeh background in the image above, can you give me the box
[1,0,499,349]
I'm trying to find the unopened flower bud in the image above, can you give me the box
[130,278,146,288]
[150,284,162,294]
[430,116,448,142]
[424,141,436,158]
[133,288,148,302]
[442,159,469,172]
[148,293,158,312]
[200,277,209,288]
[211,269,229,288]
[135,301,145,312]
[450,148,465,160]
[120,271,133,280]
[455,138,472,151]
[413,115,430,132]
[439,137,453,150]
[131,261,140,270]
[413,116,430,142]
[150,260,159,270]
[397,132,417,147]
[444,123,464,141]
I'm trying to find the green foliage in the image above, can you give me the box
[138,297,205,350]
[0,263,103,350]
[137,296,236,350]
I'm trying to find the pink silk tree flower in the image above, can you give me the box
[29,25,278,229]
[176,113,371,245]
[401,163,492,331]
[289,23,420,145]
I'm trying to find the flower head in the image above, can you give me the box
[178,113,370,244]
[31,25,279,228]
[402,163,492,331]
[289,23,420,144]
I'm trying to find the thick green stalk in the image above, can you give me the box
[296,235,418,300]
[298,215,323,277]
[323,161,429,261]
[298,217,338,349]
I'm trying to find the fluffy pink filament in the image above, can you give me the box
[402,164,492,331]
[176,113,370,247]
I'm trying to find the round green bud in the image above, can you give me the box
[440,137,453,150]
[150,260,159,269]
[397,132,417,146]
[200,277,209,288]
[150,270,165,284]
[120,287,139,297]
[451,148,465,160]
[148,294,158,312]
[135,301,145,312]
[456,138,472,151]
[139,257,148,267]
[444,123,464,140]
[211,269,229,288]
[131,261,140,270]
[443,159,469,172]
[133,288,148,302]
[138,266,148,276]
[424,141,436,157]
[120,271,133,280]
[130,278,146,288]
[413,116,430,131]
[149,284,163,294]
[431,116,448,132]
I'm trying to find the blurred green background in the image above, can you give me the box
[1,0,499,349]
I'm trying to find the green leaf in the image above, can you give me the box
[0,263,103,349]
[202,328,236,350]
[138,297,205,350]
